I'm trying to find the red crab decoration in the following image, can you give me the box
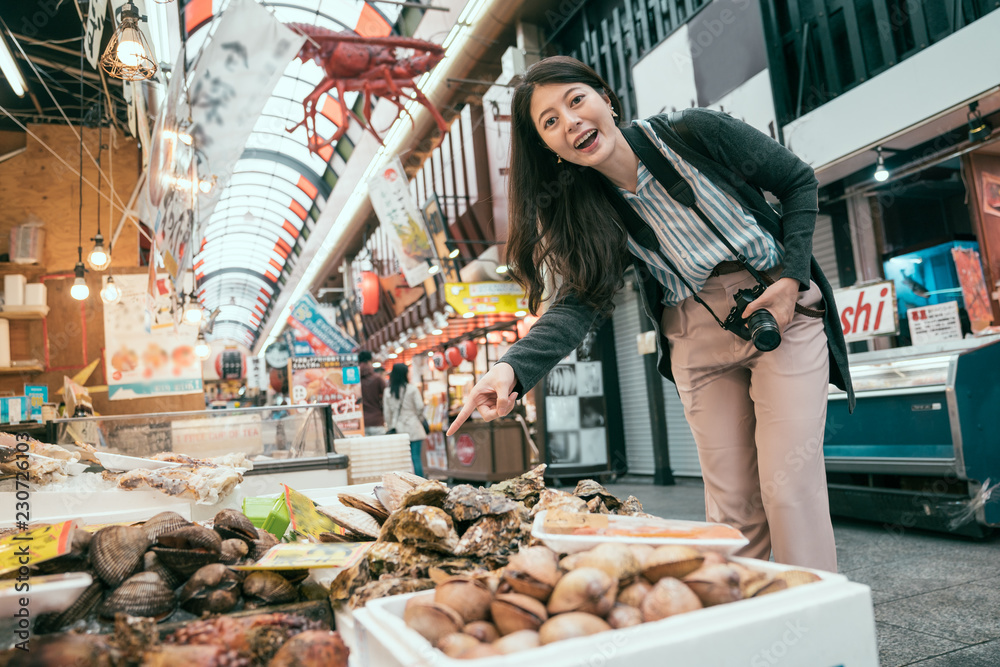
[286,24,449,155]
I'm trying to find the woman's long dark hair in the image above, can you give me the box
[389,363,409,399]
[507,56,628,315]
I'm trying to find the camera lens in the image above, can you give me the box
[747,310,781,351]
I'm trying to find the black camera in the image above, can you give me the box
[723,284,781,351]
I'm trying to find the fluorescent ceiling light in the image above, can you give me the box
[0,34,27,97]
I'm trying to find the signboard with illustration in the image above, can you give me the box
[104,274,203,400]
[368,156,436,287]
[444,282,528,317]
[288,356,363,437]
[288,293,358,355]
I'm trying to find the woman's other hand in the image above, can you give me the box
[742,277,800,332]
[446,362,519,435]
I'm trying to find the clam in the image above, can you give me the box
[547,567,617,617]
[403,597,465,645]
[212,509,258,546]
[639,577,703,622]
[606,604,644,629]
[268,630,350,667]
[641,545,704,582]
[151,525,222,577]
[492,629,540,654]
[538,612,611,645]
[252,527,279,560]
[220,538,250,565]
[490,593,548,636]
[141,511,191,542]
[338,492,389,523]
[34,580,104,635]
[501,546,560,601]
[242,570,298,608]
[179,563,241,615]
[463,621,500,643]
[399,479,450,509]
[748,570,821,597]
[90,525,150,587]
[457,644,503,659]
[682,563,743,606]
[617,579,652,608]
[628,544,654,567]
[98,572,175,620]
[443,484,518,521]
[391,505,460,554]
[437,633,481,658]
[143,551,186,590]
[560,543,640,582]
[435,575,492,624]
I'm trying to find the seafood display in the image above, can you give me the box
[401,543,821,659]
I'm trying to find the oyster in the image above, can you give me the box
[242,571,298,609]
[317,504,381,539]
[329,559,370,604]
[529,488,588,517]
[399,480,450,509]
[489,465,547,505]
[338,492,389,523]
[391,506,460,554]
[443,485,518,522]
[90,525,150,588]
[454,511,522,558]
[98,571,175,620]
[366,541,438,579]
[349,577,435,607]
[180,563,242,615]
[573,479,622,511]
[618,495,649,516]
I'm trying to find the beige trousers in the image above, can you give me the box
[661,269,837,572]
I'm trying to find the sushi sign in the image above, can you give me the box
[833,281,899,342]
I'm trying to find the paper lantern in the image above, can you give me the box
[432,352,447,371]
[445,346,463,368]
[214,348,246,380]
[359,271,380,315]
[486,331,503,345]
[459,340,478,361]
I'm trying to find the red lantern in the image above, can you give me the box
[445,346,463,368]
[359,271,380,315]
[214,349,246,380]
[432,352,447,371]
[459,340,478,361]
[486,332,503,345]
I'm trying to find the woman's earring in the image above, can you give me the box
[557,155,562,163]
[611,109,618,118]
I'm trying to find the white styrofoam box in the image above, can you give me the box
[24,282,46,306]
[0,488,192,530]
[334,434,413,484]
[3,274,25,306]
[353,559,879,667]
[0,318,9,368]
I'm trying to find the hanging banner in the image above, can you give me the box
[104,275,203,400]
[289,356,364,437]
[289,293,358,354]
[444,282,528,316]
[951,247,993,329]
[368,156,436,287]
[421,193,458,282]
[83,0,110,68]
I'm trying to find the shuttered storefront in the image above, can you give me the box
[813,214,841,289]
[611,285,656,475]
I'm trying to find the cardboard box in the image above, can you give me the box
[352,559,879,667]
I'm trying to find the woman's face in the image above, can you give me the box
[530,82,617,167]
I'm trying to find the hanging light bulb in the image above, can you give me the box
[70,262,89,301]
[183,296,204,325]
[100,2,157,81]
[100,276,121,304]
[873,147,889,183]
[195,334,211,360]
[87,232,111,271]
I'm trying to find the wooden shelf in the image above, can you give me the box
[0,364,44,375]
[0,306,49,320]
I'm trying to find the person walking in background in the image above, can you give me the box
[358,351,386,436]
[384,363,428,476]
[447,56,853,572]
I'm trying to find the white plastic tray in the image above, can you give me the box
[94,452,182,472]
[0,572,93,617]
[531,510,749,554]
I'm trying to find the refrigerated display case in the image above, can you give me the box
[824,334,1000,535]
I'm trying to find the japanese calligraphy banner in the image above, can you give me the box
[104,274,204,400]
[289,293,358,354]
[368,157,436,287]
[83,0,109,68]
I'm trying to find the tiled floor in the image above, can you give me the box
[603,477,1000,667]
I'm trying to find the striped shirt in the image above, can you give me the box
[617,120,783,306]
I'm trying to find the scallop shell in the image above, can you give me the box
[141,511,191,542]
[399,480,450,509]
[98,572,175,620]
[317,504,382,539]
[337,492,389,523]
[91,525,150,588]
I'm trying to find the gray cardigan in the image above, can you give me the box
[500,108,855,412]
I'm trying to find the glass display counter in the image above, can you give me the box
[825,334,1000,535]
